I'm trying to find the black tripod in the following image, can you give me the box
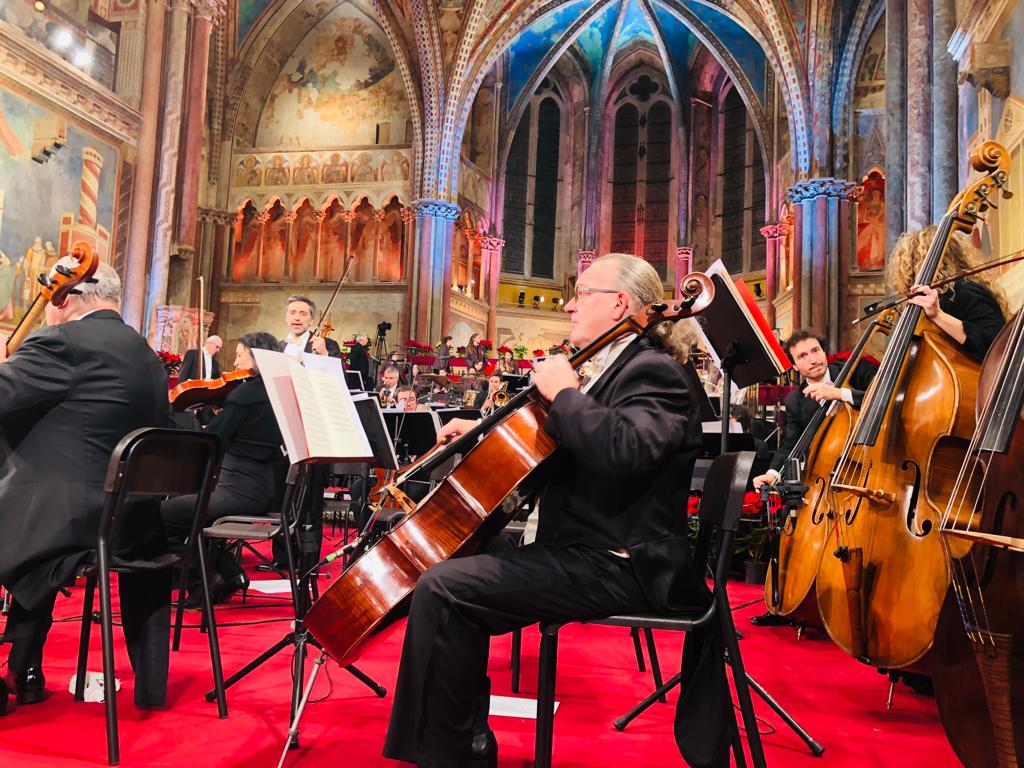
[205,463,386,746]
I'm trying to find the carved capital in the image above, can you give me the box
[760,224,785,240]
[340,211,357,223]
[255,211,271,224]
[314,210,329,223]
[578,249,596,273]
[787,177,858,203]
[478,236,505,252]
[191,0,227,20]
[400,207,416,225]
[374,209,386,221]
[413,199,461,221]
[283,212,298,224]
[958,40,1011,98]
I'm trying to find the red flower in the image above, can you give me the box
[827,351,881,368]
[497,345,512,354]
[532,349,546,357]
[479,339,493,349]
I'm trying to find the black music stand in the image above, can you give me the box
[381,410,441,461]
[339,398,400,551]
[344,370,364,392]
[696,266,789,454]
[436,407,482,424]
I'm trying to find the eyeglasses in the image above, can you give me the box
[572,286,621,302]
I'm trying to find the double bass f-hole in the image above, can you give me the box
[810,476,828,526]
[901,459,929,537]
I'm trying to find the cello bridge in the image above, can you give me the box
[830,483,896,505]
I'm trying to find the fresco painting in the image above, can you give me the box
[237,0,275,46]
[506,0,591,106]
[856,170,885,272]
[256,3,410,148]
[0,87,119,330]
[575,1,620,88]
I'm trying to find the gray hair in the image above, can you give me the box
[593,252,693,361]
[355,334,369,344]
[53,257,121,306]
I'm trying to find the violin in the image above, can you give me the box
[6,242,98,355]
[303,273,714,666]
[168,369,255,411]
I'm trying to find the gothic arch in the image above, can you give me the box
[831,0,885,176]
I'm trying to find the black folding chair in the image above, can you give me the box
[532,451,767,768]
[74,427,227,766]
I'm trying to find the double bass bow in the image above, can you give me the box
[6,242,98,355]
[303,272,714,666]
[933,303,1024,767]
[815,141,1012,668]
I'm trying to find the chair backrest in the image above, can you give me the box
[692,451,755,583]
[100,427,222,549]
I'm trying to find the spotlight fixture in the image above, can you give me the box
[72,48,92,68]
[551,297,563,311]
[532,295,544,308]
[33,1,46,12]
[752,283,764,299]
[457,283,465,293]
[517,290,526,305]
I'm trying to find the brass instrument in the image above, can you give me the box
[462,388,478,408]
[493,383,510,408]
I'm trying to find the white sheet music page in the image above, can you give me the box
[251,349,310,463]
[287,355,373,462]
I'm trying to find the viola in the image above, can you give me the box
[815,141,1012,668]
[168,369,254,411]
[933,307,1024,767]
[6,242,98,355]
[303,274,715,666]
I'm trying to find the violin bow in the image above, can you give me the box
[314,252,358,336]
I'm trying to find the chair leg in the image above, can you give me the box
[75,574,97,702]
[535,624,559,768]
[510,627,522,694]
[172,561,188,652]
[196,537,229,719]
[642,628,666,703]
[719,597,766,768]
[629,626,646,672]
[96,548,120,765]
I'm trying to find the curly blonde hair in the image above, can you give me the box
[888,226,1010,318]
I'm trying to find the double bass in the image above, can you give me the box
[763,315,891,622]
[304,274,714,666]
[816,141,1011,668]
[933,305,1024,767]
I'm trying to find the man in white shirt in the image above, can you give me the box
[280,295,341,358]
[178,335,222,382]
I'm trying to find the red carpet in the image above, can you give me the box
[0,550,961,767]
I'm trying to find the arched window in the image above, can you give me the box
[717,87,766,274]
[502,87,563,278]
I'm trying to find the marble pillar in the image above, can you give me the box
[906,0,933,231]
[788,178,857,346]
[176,0,222,250]
[282,211,297,280]
[932,0,958,216]
[400,207,416,341]
[885,0,908,252]
[479,236,505,342]
[759,224,783,326]
[122,0,166,331]
[206,209,233,333]
[412,199,460,341]
[144,0,191,340]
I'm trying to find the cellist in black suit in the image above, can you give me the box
[0,260,172,711]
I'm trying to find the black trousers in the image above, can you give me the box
[4,570,171,707]
[382,542,652,765]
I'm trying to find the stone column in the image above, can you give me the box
[759,224,784,326]
[932,0,958,215]
[885,0,908,251]
[122,0,166,330]
[207,210,233,332]
[787,178,857,344]
[176,0,223,250]
[254,210,270,280]
[115,13,145,108]
[282,211,297,280]
[577,249,596,274]
[906,0,933,231]
[479,236,505,342]
[144,0,192,340]
[312,210,328,279]
[411,199,460,341]
[400,207,416,341]
[340,210,356,280]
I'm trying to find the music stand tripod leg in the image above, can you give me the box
[277,652,328,768]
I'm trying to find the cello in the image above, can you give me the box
[763,315,892,622]
[933,305,1024,767]
[304,273,714,666]
[815,140,1012,668]
[6,242,98,355]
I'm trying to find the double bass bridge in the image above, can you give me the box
[830,483,896,505]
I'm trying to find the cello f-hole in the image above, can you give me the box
[901,459,930,537]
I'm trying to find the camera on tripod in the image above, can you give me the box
[376,320,392,338]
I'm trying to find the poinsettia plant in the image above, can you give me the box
[497,345,513,355]
[478,339,493,350]
[827,351,881,368]
[532,349,546,357]
[157,350,182,374]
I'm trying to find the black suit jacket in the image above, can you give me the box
[0,310,171,609]
[178,348,221,382]
[539,337,704,614]
[347,342,370,381]
[279,335,342,358]
[770,359,876,472]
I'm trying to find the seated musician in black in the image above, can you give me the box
[162,331,285,604]
[887,226,1007,360]
[383,254,724,768]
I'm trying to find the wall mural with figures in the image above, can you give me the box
[255,2,411,149]
[0,86,120,331]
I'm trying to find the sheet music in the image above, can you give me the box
[288,355,373,462]
[252,350,310,462]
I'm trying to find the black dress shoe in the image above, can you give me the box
[0,677,9,715]
[14,667,46,705]
[469,729,498,767]
[750,611,792,627]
